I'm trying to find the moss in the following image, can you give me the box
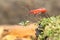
[37,15,60,40]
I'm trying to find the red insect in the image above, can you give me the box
[30,8,47,15]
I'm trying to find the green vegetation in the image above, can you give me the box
[37,15,60,40]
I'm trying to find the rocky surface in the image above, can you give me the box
[0,23,38,40]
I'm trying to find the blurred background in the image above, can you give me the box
[0,0,60,24]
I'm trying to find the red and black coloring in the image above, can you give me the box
[29,8,50,18]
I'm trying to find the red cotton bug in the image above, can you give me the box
[30,8,47,15]
[29,8,49,17]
